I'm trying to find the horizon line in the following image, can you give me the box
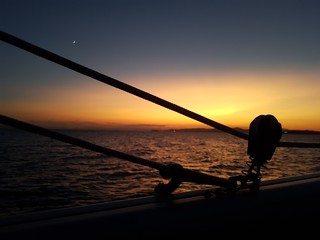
[1,123,319,134]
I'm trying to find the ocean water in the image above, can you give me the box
[0,127,320,218]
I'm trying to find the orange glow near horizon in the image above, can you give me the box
[1,70,320,131]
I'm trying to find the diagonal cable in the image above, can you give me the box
[1,31,319,148]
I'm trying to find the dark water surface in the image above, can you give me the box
[1,127,319,218]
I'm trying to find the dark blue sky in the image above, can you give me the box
[1,0,320,130]
[2,0,320,73]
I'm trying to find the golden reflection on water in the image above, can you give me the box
[0,129,319,216]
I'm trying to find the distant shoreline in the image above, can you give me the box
[163,128,320,135]
[281,129,320,135]
[1,124,319,134]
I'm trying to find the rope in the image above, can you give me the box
[0,114,235,191]
[0,114,163,170]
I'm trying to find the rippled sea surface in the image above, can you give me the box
[1,127,320,218]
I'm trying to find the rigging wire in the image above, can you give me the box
[1,30,319,149]
[0,30,247,140]
[1,31,319,195]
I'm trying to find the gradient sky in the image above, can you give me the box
[1,0,320,130]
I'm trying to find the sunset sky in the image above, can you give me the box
[1,0,320,130]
